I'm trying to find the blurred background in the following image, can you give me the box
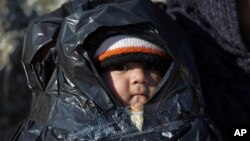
[0,0,68,140]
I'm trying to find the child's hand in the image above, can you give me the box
[130,93,148,112]
[130,102,144,112]
[130,101,144,131]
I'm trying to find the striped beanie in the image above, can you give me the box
[93,34,171,74]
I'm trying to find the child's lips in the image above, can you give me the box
[130,92,149,105]
[133,93,149,98]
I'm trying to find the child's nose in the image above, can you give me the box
[131,68,148,84]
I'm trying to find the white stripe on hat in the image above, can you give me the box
[94,35,165,59]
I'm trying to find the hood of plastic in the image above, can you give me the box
[11,0,221,140]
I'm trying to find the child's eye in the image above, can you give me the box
[144,63,156,71]
[110,64,128,71]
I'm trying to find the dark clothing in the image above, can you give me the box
[10,0,221,140]
[167,0,250,140]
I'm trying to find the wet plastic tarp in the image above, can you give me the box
[10,0,222,140]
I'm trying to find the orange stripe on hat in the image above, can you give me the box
[94,35,166,61]
[96,46,165,61]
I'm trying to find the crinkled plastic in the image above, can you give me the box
[10,0,222,140]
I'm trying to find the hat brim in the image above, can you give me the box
[95,53,172,75]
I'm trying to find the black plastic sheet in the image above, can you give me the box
[10,0,222,140]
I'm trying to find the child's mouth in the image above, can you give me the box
[133,94,149,98]
[131,94,149,104]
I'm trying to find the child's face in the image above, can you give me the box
[102,62,162,107]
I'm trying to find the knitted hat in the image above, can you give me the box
[93,34,171,74]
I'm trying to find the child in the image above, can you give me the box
[92,34,170,130]
[10,0,221,140]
